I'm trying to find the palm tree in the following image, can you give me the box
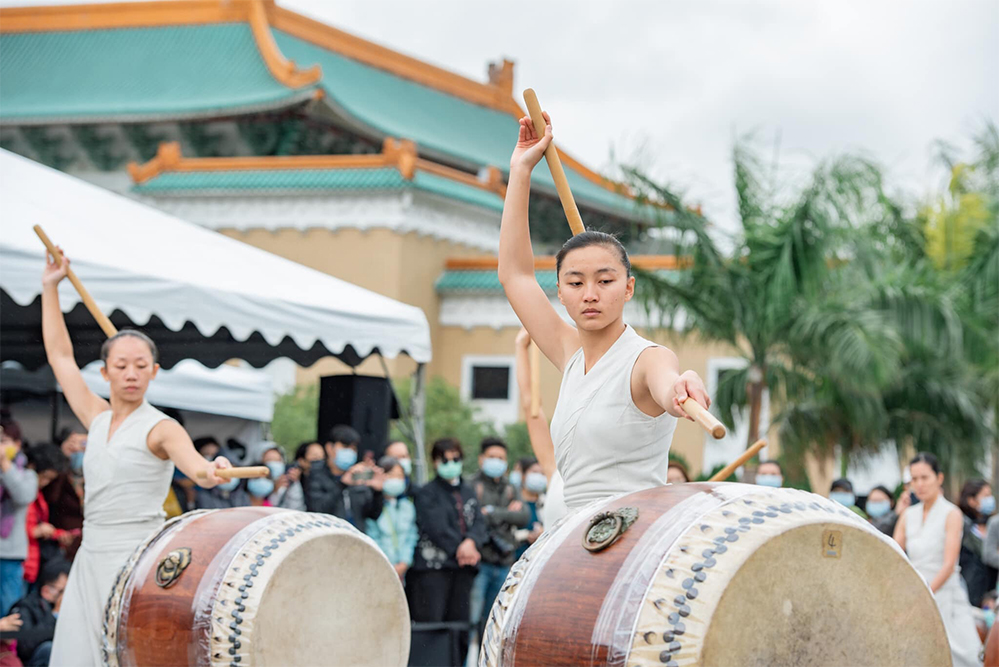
[626,138,904,476]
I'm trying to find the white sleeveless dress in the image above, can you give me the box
[51,401,174,666]
[903,497,981,667]
[549,325,678,511]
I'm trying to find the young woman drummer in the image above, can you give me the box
[41,249,231,666]
[498,112,712,512]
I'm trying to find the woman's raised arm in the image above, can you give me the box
[41,251,109,428]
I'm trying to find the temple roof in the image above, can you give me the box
[0,0,653,220]
[130,138,506,212]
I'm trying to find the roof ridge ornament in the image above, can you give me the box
[248,0,322,89]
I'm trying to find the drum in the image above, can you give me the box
[103,507,409,666]
[481,484,950,667]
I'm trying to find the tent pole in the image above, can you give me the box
[411,363,428,485]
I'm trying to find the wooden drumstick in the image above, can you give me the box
[709,438,768,482]
[34,225,118,338]
[529,341,541,418]
[681,397,726,439]
[522,89,586,236]
[195,466,270,480]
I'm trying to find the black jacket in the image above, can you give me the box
[471,472,531,566]
[303,460,382,525]
[412,476,488,571]
[8,589,56,662]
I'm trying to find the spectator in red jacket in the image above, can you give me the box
[24,446,74,587]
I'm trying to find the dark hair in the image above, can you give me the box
[327,425,361,447]
[958,479,990,522]
[555,230,631,279]
[0,419,23,443]
[101,329,158,364]
[867,485,896,510]
[378,455,400,474]
[480,436,507,455]
[56,426,85,445]
[25,443,68,474]
[668,461,691,482]
[758,460,783,475]
[518,457,538,473]
[160,407,185,427]
[295,441,321,461]
[431,437,463,463]
[830,478,854,493]
[909,452,941,475]
[39,559,71,588]
[193,437,220,454]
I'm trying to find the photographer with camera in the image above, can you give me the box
[470,437,530,641]
[304,425,384,525]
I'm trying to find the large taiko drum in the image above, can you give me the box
[481,484,951,667]
[102,507,409,666]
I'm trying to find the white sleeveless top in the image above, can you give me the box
[549,325,678,510]
[83,400,174,530]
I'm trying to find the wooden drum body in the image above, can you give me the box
[481,484,950,667]
[103,507,409,667]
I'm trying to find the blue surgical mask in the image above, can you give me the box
[437,460,463,480]
[509,471,522,489]
[482,457,508,479]
[398,458,413,476]
[756,474,782,488]
[334,448,358,471]
[383,478,407,498]
[830,491,855,508]
[979,496,996,516]
[218,479,239,493]
[525,472,548,493]
[866,500,892,518]
[265,461,285,479]
[985,609,996,629]
[247,478,274,498]
[69,451,85,475]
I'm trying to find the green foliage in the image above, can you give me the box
[270,383,319,458]
[390,376,499,474]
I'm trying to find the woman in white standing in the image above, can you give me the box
[42,250,231,666]
[894,452,981,667]
[498,113,711,512]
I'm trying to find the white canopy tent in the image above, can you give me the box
[0,150,430,475]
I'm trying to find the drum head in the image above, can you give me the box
[702,522,950,667]
[253,532,408,666]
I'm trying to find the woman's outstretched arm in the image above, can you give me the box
[498,113,579,372]
[41,250,109,428]
[633,346,711,419]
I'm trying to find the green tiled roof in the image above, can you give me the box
[132,167,504,212]
[436,268,680,294]
[274,30,646,219]
[1,20,647,218]
[0,24,313,122]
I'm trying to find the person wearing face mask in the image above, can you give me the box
[513,458,546,560]
[272,441,319,511]
[6,559,70,667]
[41,431,85,563]
[385,441,415,485]
[828,478,867,519]
[894,452,981,667]
[409,438,487,667]
[304,425,384,525]
[0,419,38,615]
[365,457,418,583]
[754,460,783,488]
[864,485,898,537]
[957,479,998,607]
[191,438,247,509]
[244,462,275,508]
[470,437,530,642]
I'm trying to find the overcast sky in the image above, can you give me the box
[6,0,999,234]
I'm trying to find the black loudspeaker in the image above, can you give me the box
[317,375,400,458]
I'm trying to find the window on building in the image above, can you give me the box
[471,365,510,400]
